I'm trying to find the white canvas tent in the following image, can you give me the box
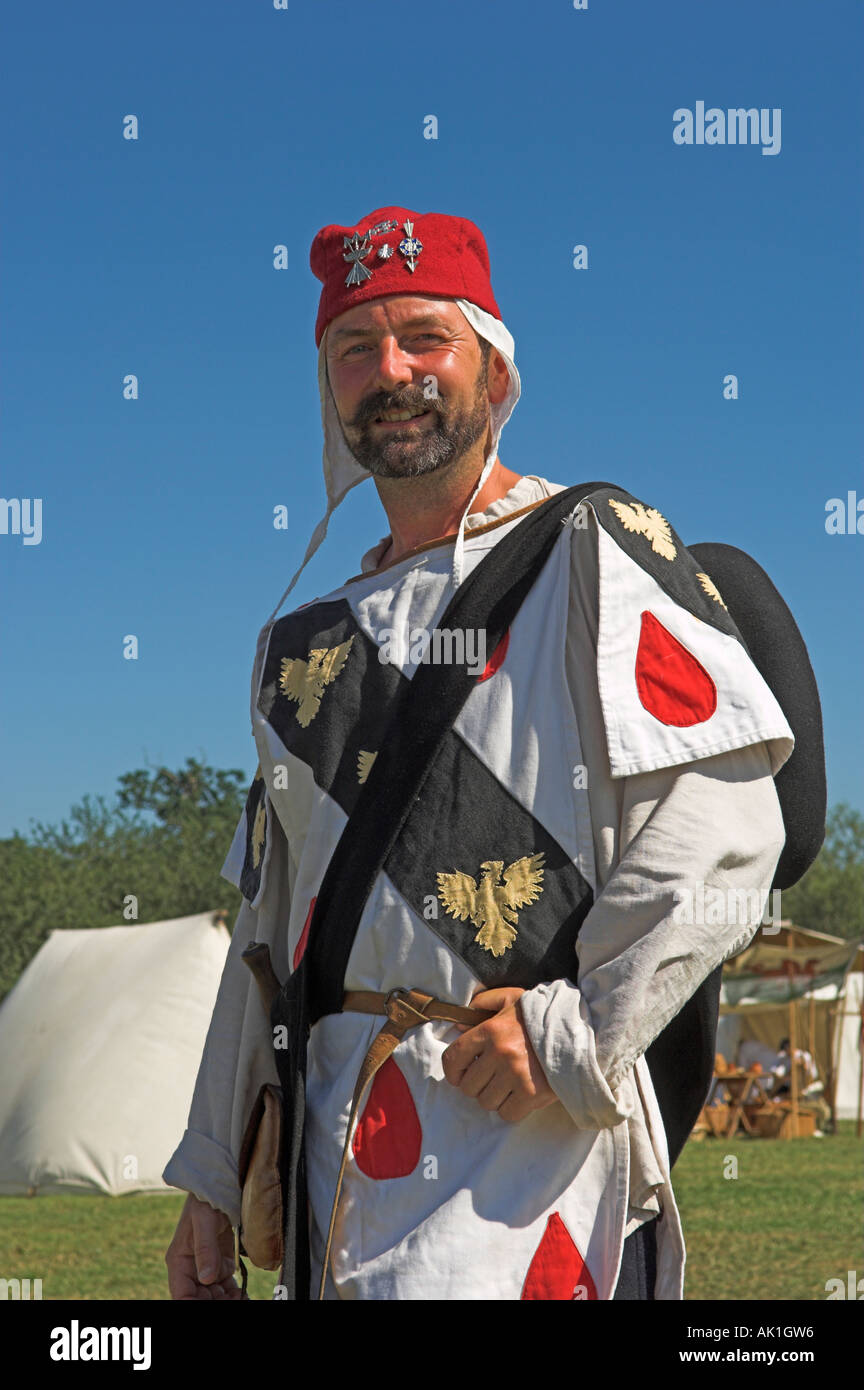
[832,969,863,1121]
[0,911,229,1196]
[716,924,863,1129]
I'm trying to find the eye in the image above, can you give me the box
[405,332,447,350]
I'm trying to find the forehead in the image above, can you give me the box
[326,295,468,342]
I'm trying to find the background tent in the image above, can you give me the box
[716,923,863,1128]
[833,970,863,1121]
[0,911,229,1196]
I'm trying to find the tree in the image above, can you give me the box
[781,802,864,941]
[115,759,247,824]
[0,759,248,1003]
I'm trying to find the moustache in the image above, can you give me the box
[352,391,447,427]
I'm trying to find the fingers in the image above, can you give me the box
[473,1076,515,1114]
[450,989,524,1035]
[456,1055,533,1118]
[469,986,525,1013]
[167,1245,239,1301]
[498,1092,533,1125]
[191,1199,234,1285]
[193,1276,245,1301]
[165,1250,200,1301]
[454,1049,498,1100]
[442,1029,533,1113]
[442,1012,522,1086]
[441,1003,557,1124]
[441,1022,489,1084]
[173,1272,244,1301]
[166,1195,241,1301]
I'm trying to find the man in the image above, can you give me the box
[772,1039,817,1093]
[164,205,793,1300]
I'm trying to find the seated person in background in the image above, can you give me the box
[771,1037,817,1095]
[732,1038,829,1133]
[771,1039,831,1132]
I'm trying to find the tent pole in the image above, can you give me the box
[826,1001,837,1133]
[788,993,799,1138]
[857,1001,864,1140]
[787,935,799,1139]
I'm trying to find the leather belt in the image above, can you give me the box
[342,988,492,1028]
[318,987,493,1300]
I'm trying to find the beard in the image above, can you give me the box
[338,366,490,480]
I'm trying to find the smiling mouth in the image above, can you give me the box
[372,408,433,426]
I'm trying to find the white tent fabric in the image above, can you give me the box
[834,972,863,1121]
[0,912,230,1196]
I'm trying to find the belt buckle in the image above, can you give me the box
[384,986,428,1028]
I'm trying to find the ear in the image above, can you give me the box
[487,350,511,406]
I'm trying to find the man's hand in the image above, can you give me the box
[165,1193,245,1301]
[441,986,559,1123]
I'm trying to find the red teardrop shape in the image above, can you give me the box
[478,628,510,682]
[521,1212,598,1300]
[352,1057,422,1180]
[635,610,717,727]
[292,896,316,970]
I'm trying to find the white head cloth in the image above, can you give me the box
[265,299,521,623]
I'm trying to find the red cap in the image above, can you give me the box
[310,205,503,348]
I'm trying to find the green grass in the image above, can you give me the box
[0,1124,860,1301]
[673,1123,863,1300]
[0,1192,277,1302]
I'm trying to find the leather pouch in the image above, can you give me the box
[237,1082,284,1271]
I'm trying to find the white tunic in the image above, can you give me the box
[164,475,791,1300]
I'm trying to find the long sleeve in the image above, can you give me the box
[162,624,295,1225]
[519,745,786,1126]
[518,510,787,1129]
[162,903,277,1225]
[161,814,294,1225]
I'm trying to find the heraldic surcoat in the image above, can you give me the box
[164,475,793,1301]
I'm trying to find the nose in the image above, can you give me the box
[370,334,416,393]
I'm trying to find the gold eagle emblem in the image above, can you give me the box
[278,636,355,728]
[250,800,267,869]
[436,853,545,958]
[356,749,377,784]
[696,572,727,609]
[608,498,677,561]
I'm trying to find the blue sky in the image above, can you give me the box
[1,0,861,840]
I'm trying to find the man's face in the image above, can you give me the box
[324,296,494,479]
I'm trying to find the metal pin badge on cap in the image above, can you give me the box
[399,219,423,273]
[343,219,403,283]
[343,231,374,286]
